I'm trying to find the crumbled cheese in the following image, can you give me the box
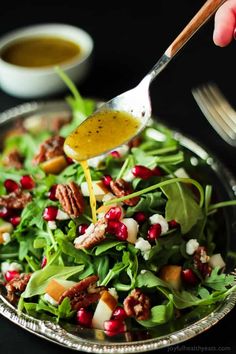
[135,237,151,260]
[2,232,11,245]
[108,287,118,300]
[149,214,169,234]
[123,170,135,182]
[112,144,129,157]
[140,269,147,275]
[102,193,116,203]
[47,221,57,230]
[186,239,199,255]
[1,261,22,274]
[56,209,70,220]
[44,293,58,306]
[84,223,95,235]
[200,253,210,263]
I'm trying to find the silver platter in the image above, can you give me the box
[0,101,236,353]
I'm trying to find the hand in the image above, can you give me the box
[213,0,236,46]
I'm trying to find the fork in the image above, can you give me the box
[192,83,236,147]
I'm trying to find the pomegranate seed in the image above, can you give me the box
[76,308,93,328]
[102,175,113,187]
[152,166,162,176]
[133,212,147,224]
[48,184,58,201]
[5,270,20,282]
[110,151,121,158]
[77,223,89,235]
[10,216,21,227]
[132,165,154,179]
[4,179,19,193]
[105,207,122,221]
[147,223,161,241]
[66,156,74,165]
[112,306,127,321]
[107,220,128,241]
[168,220,179,229]
[43,206,58,221]
[181,268,199,286]
[0,206,13,219]
[104,319,126,336]
[41,256,47,268]
[20,175,35,190]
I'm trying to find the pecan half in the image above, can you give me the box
[0,189,32,209]
[194,246,211,277]
[74,218,107,249]
[33,136,65,164]
[3,149,24,170]
[110,178,140,206]
[56,182,84,218]
[58,275,105,310]
[6,273,31,304]
[123,288,150,320]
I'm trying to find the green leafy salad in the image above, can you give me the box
[0,75,236,336]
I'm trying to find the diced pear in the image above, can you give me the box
[81,181,109,201]
[0,222,13,234]
[92,290,118,329]
[159,265,182,291]
[121,218,139,244]
[45,278,76,302]
[40,155,68,174]
[209,254,226,269]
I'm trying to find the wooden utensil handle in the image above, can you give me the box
[165,0,226,58]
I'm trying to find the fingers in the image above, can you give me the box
[213,0,236,46]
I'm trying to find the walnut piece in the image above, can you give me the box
[3,149,24,170]
[59,275,105,310]
[74,218,107,249]
[110,178,140,206]
[0,190,32,209]
[123,288,150,320]
[56,182,84,218]
[33,136,65,164]
[6,273,31,304]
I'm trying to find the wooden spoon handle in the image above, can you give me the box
[165,0,226,58]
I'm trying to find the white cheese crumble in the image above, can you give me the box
[2,232,11,245]
[186,239,199,255]
[135,237,151,260]
[48,221,57,230]
[174,168,190,178]
[149,214,169,234]
[123,170,135,182]
[112,144,129,157]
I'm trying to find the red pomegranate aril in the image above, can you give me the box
[132,165,153,179]
[43,206,58,221]
[134,212,147,224]
[4,179,20,193]
[77,223,89,235]
[104,319,126,336]
[168,220,179,229]
[110,151,121,158]
[0,206,13,219]
[10,216,21,227]
[112,306,127,321]
[41,256,47,268]
[76,308,93,328]
[107,220,128,241]
[20,175,35,190]
[102,175,113,187]
[181,268,199,286]
[66,156,74,165]
[48,184,58,201]
[105,207,122,221]
[5,270,20,282]
[147,223,161,241]
[152,166,162,176]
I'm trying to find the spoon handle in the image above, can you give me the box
[165,0,226,58]
[142,0,226,85]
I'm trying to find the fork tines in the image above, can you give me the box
[192,83,236,147]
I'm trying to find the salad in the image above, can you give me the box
[0,75,236,337]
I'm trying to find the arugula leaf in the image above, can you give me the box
[203,267,235,291]
[126,191,165,216]
[136,270,171,289]
[22,264,84,298]
[161,182,203,234]
[138,297,174,327]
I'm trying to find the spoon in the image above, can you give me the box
[64,0,226,162]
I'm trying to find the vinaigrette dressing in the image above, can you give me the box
[80,160,97,224]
